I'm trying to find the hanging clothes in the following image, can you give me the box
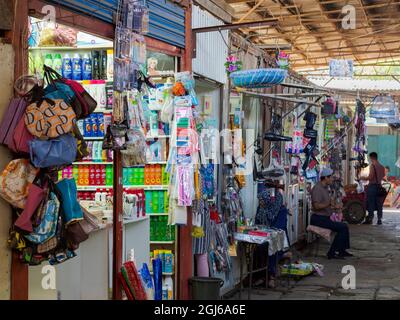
[255,188,283,226]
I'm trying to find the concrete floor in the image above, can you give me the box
[231,209,400,300]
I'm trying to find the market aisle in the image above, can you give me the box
[230,210,400,300]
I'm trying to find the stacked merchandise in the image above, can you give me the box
[0,63,100,266]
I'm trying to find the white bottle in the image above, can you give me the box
[165,276,173,300]
[95,191,102,204]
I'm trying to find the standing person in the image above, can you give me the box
[360,152,386,225]
[310,167,352,259]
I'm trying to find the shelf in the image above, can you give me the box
[83,137,105,141]
[125,185,169,190]
[77,186,112,191]
[145,135,171,140]
[146,161,168,164]
[74,161,113,165]
[77,185,168,191]
[147,213,169,216]
[150,272,174,276]
[29,45,113,50]
[123,216,149,225]
[92,109,113,113]
[150,241,175,244]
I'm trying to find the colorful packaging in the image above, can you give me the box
[84,117,92,137]
[72,53,82,81]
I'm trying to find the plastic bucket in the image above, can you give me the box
[189,277,224,300]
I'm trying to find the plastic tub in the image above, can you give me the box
[189,277,224,300]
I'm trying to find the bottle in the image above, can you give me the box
[89,165,96,186]
[62,53,73,80]
[44,53,53,69]
[165,276,173,300]
[101,165,106,186]
[98,113,105,137]
[91,114,99,137]
[84,117,92,137]
[95,165,102,186]
[82,53,92,80]
[77,119,84,136]
[52,53,62,76]
[72,53,82,81]
[100,50,108,80]
[72,165,79,182]
[106,165,113,186]
[83,165,90,186]
[92,50,100,80]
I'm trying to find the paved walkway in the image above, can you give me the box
[231,210,400,300]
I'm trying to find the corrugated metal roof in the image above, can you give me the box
[307,77,400,92]
[147,0,185,48]
[46,0,117,23]
[46,0,186,48]
[192,5,228,84]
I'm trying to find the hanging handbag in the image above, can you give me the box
[0,159,39,209]
[25,98,76,139]
[304,111,317,129]
[55,178,83,225]
[44,65,97,119]
[29,134,77,168]
[24,187,61,244]
[15,173,49,232]
[0,98,29,150]
[11,116,34,154]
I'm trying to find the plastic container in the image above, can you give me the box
[189,277,224,300]
[44,53,53,69]
[62,54,72,80]
[53,54,63,76]
[72,53,82,81]
[82,53,92,80]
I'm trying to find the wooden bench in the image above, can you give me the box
[306,225,335,257]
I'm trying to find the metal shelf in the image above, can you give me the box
[74,161,113,165]
[123,216,149,225]
[145,135,171,140]
[29,45,113,50]
[150,241,175,244]
[147,213,169,216]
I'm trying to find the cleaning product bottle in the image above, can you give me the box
[44,53,53,68]
[72,53,83,81]
[62,53,73,80]
[53,53,63,76]
[82,53,92,80]
[165,276,173,300]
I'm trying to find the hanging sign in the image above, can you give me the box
[329,59,354,77]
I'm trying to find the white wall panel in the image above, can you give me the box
[192,5,228,84]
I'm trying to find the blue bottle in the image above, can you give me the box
[82,54,92,80]
[62,54,72,80]
[72,53,82,81]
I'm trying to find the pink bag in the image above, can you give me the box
[330,212,343,222]
[15,179,48,232]
[11,117,34,154]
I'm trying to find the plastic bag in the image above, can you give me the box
[370,94,397,119]
[39,25,77,47]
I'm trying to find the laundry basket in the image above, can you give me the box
[230,68,287,88]
[189,277,224,300]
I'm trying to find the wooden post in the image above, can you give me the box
[112,151,123,300]
[9,0,29,301]
[178,1,193,300]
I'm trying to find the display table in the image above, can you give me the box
[234,227,287,300]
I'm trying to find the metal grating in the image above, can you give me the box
[46,0,186,48]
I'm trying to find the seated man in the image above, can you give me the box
[310,167,352,259]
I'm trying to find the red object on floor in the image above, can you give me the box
[119,272,135,300]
